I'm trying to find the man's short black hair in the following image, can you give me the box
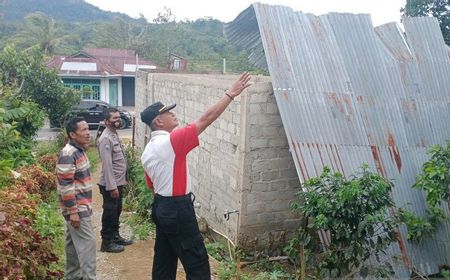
[66,116,86,139]
[103,107,120,120]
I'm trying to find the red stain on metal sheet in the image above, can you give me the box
[262,27,277,56]
[418,138,427,148]
[306,143,320,176]
[370,145,386,177]
[401,99,409,112]
[367,133,374,144]
[411,99,417,112]
[388,208,412,267]
[387,132,402,173]
[292,141,308,181]
[331,144,346,178]
[356,95,364,103]
[399,63,408,85]
[311,17,326,40]
[295,142,310,180]
[327,92,345,114]
[315,143,326,167]
[401,99,417,115]
[324,144,339,173]
[282,91,289,100]
[357,95,374,106]
[343,95,353,121]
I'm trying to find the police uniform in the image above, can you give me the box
[97,126,131,250]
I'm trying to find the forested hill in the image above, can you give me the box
[0,0,261,73]
[0,0,135,23]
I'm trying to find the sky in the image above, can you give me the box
[84,0,407,26]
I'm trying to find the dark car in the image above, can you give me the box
[53,99,132,129]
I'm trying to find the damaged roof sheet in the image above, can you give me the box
[225,3,450,277]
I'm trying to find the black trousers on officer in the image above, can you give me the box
[99,185,123,241]
[152,193,211,280]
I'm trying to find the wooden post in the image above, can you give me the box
[236,254,241,280]
[300,246,305,280]
[131,115,135,148]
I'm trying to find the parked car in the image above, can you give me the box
[52,99,132,129]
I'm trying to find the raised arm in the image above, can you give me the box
[195,72,251,135]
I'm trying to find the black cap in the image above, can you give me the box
[140,101,176,126]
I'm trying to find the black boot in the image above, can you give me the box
[101,240,124,253]
[114,234,133,246]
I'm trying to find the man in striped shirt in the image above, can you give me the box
[141,72,251,279]
[56,116,96,280]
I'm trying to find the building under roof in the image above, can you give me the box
[46,48,157,106]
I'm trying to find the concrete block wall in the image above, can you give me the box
[135,71,302,253]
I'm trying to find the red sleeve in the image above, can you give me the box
[144,172,153,189]
[169,122,199,156]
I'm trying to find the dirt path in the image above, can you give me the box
[90,152,218,279]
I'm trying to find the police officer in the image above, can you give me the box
[98,107,133,253]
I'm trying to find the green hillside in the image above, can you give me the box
[0,0,135,23]
[0,0,260,73]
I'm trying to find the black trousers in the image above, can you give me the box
[99,185,123,241]
[152,193,211,280]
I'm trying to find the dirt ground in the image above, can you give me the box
[90,156,219,279]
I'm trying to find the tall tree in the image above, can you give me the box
[8,12,65,55]
[91,17,147,51]
[153,7,176,24]
[401,0,450,45]
[0,44,80,127]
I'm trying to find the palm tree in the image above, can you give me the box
[91,17,147,51]
[8,12,63,55]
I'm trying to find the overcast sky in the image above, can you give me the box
[84,0,407,26]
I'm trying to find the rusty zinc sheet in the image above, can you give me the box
[225,3,450,277]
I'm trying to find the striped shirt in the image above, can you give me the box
[56,140,93,219]
[141,123,199,197]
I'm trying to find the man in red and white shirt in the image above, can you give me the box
[141,72,251,279]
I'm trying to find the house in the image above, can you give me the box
[46,48,157,106]
[168,53,187,70]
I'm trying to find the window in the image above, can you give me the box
[62,78,101,100]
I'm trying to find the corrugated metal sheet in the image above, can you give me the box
[225,3,450,277]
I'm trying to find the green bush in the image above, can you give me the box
[123,144,154,239]
[34,196,66,272]
[0,44,81,127]
[0,86,44,188]
[289,165,399,278]
[401,142,450,242]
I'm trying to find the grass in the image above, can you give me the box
[86,145,100,173]
[34,192,66,272]
[123,212,155,240]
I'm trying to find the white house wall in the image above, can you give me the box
[101,77,123,106]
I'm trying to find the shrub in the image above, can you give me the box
[289,165,399,278]
[34,197,66,273]
[17,164,57,201]
[400,142,450,242]
[123,145,154,239]
[0,44,81,127]
[0,186,62,279]
[36,153,58,172]
[124,145,153,217]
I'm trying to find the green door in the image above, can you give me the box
[109,79,118,106]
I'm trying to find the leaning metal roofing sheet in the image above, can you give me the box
[225,3,450,277]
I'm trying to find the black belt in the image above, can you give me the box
[154,192,195,203]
